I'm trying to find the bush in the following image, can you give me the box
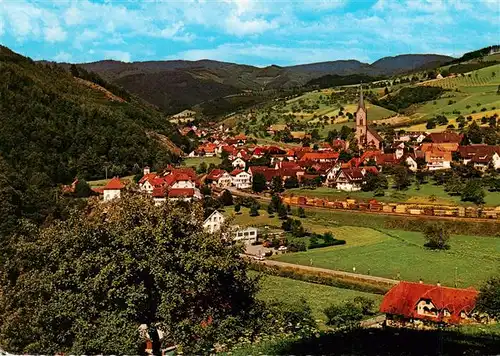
[324,302,363,328]
[423,223,450,250]
[353,296,375,315]
[288,240,307,252]
[309,239,346,249]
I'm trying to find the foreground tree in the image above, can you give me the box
[476,275,500,320]
[423,223,450,250]
[461,180,486,204]
[0,195,258,354]
[252,172,267,193]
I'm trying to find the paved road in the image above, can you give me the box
[244,255,399,286]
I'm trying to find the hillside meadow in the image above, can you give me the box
[272,229,499,288]
[254,273,383,326]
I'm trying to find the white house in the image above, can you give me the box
[203,210,225,233]
[325,164,341,187]
[233,226,258,244]
[206,169,233,187]
[232,157,246,169]
[230,169,252,189]
[405,155,418,172]
[102,177,125,201]
[333,168,374,192]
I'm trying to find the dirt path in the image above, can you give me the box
[257,258,399,286]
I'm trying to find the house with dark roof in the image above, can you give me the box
[380,281,484,326]
[330,167,378,191]
[458,145,500,170]
[426,131,463,144]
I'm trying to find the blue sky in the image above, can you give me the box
[0,0,498,66]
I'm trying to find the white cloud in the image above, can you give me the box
[168,43,369,65]
[44,26,67,42]
[78,29,99,43]
[225,15,278,36]
[157,21,195,42]
[53,51,72,62]
[103,50,131,62]
[64,6,82,26]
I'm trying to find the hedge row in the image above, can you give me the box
[309,239,346,249]
[250,262,393,295]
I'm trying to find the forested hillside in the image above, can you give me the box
[76,54,453,115]
[0,46,188,230]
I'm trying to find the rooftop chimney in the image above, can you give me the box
[144,166,150,175]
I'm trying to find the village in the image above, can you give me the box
[73,88,500,336]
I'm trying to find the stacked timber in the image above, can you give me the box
[395,205,407,214]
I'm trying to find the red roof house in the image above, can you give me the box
[380,281,479,325]
[103,177,125,190]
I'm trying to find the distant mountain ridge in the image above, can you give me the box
[57,53,453,114]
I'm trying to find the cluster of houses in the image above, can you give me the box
[178,89,499,192]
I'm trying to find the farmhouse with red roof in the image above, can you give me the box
[380,281,484,326]
[102,177,125,201]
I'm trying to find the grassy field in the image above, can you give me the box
[397,64,500,131]
[88,175,135,187]
[255,273,383,325]
[273,229,500,288]
[287,183,500,207]
[182,156,221,169]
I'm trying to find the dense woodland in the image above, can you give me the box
[306,74,383,89]
[374,86,444,112]
[0,46,191,231]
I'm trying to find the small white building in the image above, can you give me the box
[233,226,258,244]
[230,169,252,189]
[203,210,225,233]
[232,157,246,169]
[102,177,125,201]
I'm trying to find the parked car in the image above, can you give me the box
[278,246,288,251]
[253,255,265,261]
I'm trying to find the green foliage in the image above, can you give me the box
[324,302,363,328]
[476,275,500,320]
[375,86,444,112]
[393,166,412,190]
[284,176,299,189]
[423,223,450,250]
[362,172,388,192]
[267,203,275,216]
[271,176,284,193]
[70,64,131,101]
[306,74,382,89]
[461,179,486,204]
[252,173,267,193]
[0,195,259,354]
[74,178,92,198]
[298,207,306,218]
[0,51,189,230]
[250,204,260,216]
[220,189,234,206]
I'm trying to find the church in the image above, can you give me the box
[355,87,383,149]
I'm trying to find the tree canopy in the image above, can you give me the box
[0,196,258,354]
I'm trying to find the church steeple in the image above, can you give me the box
[358,84,366,112]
